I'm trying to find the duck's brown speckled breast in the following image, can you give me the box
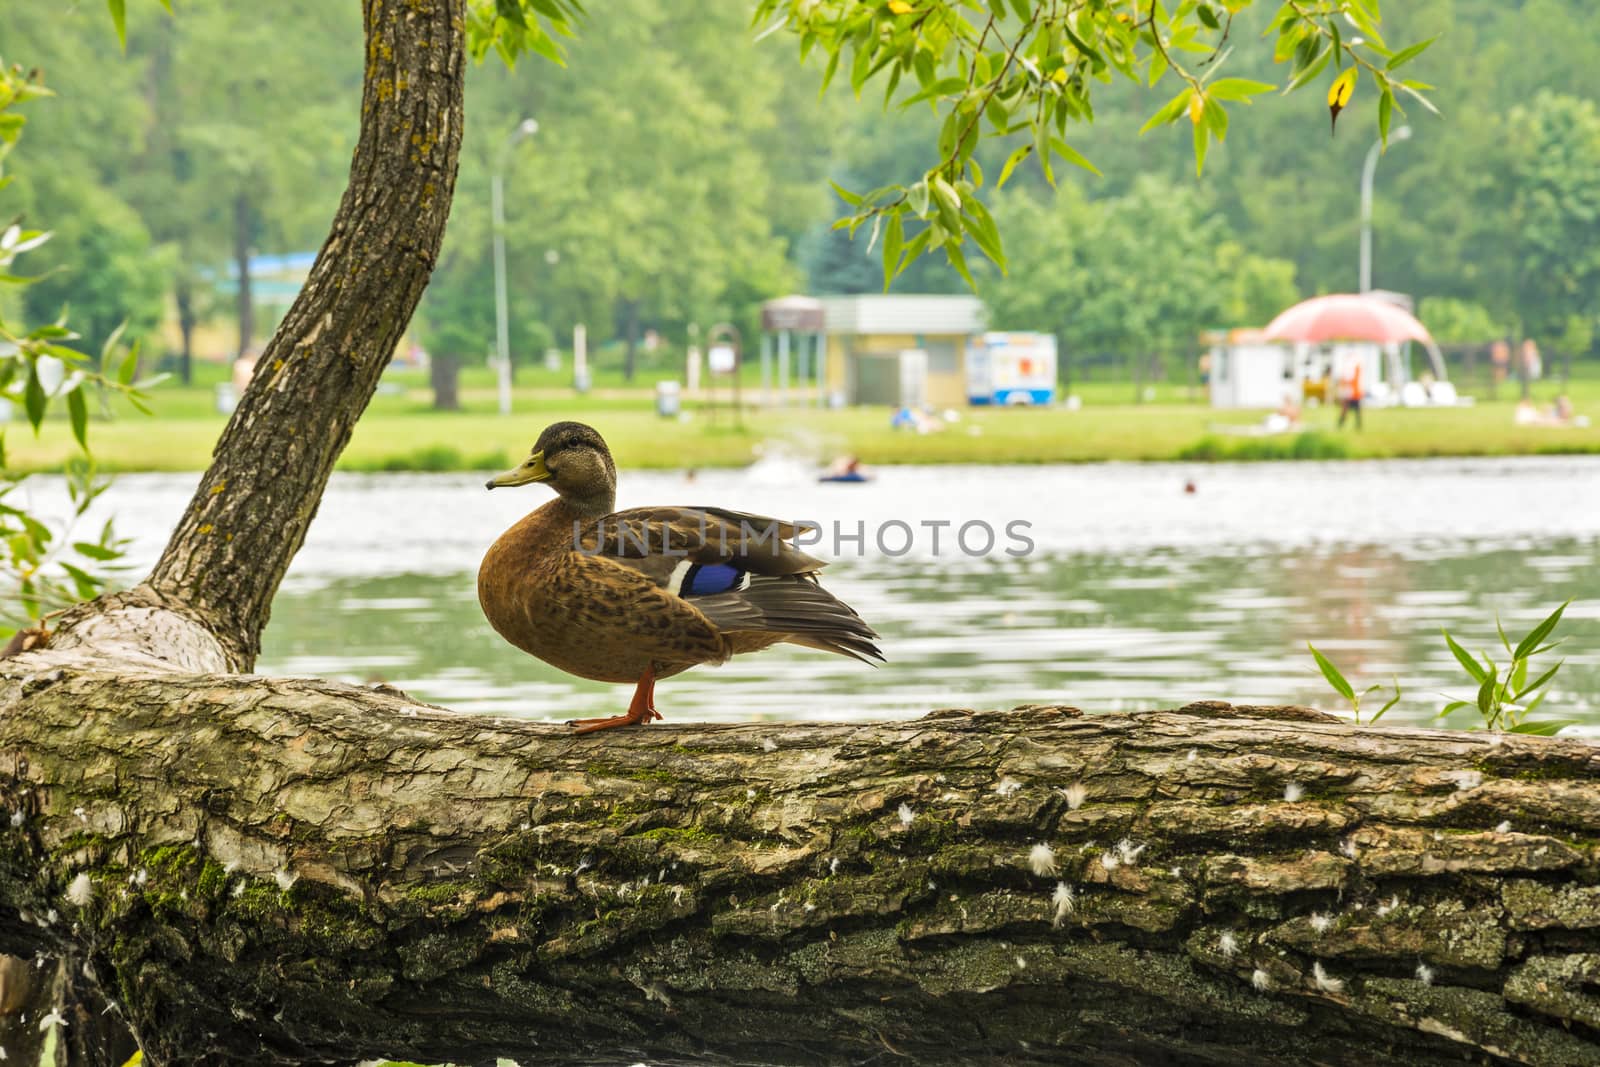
[478,500,706,684]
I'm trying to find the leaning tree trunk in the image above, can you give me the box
[130,0,466,671]
[0,683,1597,1067]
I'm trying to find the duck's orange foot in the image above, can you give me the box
[568,665,662,735]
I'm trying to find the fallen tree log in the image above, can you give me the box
[2,653,1598,1067]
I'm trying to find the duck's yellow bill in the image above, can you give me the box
[485,451,550,489]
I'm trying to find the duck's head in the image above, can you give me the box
[486,421,616,514]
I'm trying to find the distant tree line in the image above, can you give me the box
[2,0,1596,391]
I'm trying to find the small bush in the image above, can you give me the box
[379,445,463,472]
[1177,431,1348,462]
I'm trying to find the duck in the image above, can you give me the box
[478,421,882,733]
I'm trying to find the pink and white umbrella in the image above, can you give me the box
[1263,294,1435,346]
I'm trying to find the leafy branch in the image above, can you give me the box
[753,0,1437,291]
[0,60,156,637]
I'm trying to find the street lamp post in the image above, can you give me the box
[1359,125,1411,293]
[492,118,539,416]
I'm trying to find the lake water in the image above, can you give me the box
[57,456,1600,733]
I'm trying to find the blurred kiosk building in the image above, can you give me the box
[813,294,986,408]
[966,332,1057,406]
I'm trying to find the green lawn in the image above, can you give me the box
[8,361,1600,473]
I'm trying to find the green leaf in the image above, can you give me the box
[1385,35,1437,71]
[830,181,865,207]
[1476,665,1499,721]
[881,210,904,292]
[1508,719,1577,737]
[1049,137,1100,176]
[1378,87,1393,146]
[850,40,874,95]
[118,344,140,386]
[1206,78,1275,102]
[1308,643,1355,702]
[1396,81,1440,116]
[897,226,932,271]
[1283,44,1333,94]
[963,197,1004,270]
[996,144,1032,189]
[495,0,528,28]
[58,561,103,601]
[1139,88,1194,134]
[1513,600,1568,661]
[931,175,962,219]
[22,362,46,432]
[1372,677,1402,724]
[945,241,977,293]
[72,541,123,562]
[107,0,127,48]
[1513,660,1564,702]
[908,180,930,217]
[66,387,88,450]
[818,48,842,96]
[1443,630,1488,684]
[1192,119,1208,176]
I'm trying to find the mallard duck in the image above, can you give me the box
[479,421,882,733]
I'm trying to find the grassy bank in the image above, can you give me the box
[6,363,1600,472]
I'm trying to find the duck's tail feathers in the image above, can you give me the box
[691,574,884,664]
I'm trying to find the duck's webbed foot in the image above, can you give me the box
[569,665,661,735]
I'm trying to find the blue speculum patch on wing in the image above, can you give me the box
[682,563,746,596]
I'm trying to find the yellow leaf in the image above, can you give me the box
[1327,67,1357,109]
[887,0,913,12]
[1327,67,1357,132]
[1187,91,1205,125]
[1050,68,1068,84]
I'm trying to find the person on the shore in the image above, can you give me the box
[1336,360,1363,430]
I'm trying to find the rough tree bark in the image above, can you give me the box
[6,1,1600,1065]
[1,683,1599,1067]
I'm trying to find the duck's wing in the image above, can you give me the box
[579,506,825,578]
[552,549,730,667]
[576,507,883,665]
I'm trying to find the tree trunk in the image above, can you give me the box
[431,351,461,411]
[134,0,466,670]
[0,680,1597,1067]
[175,277,195,387]
[623,296,641,383]
[233,192,254,361]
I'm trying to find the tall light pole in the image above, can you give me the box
[492,118,539,416]
[1359,124,1411,293]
